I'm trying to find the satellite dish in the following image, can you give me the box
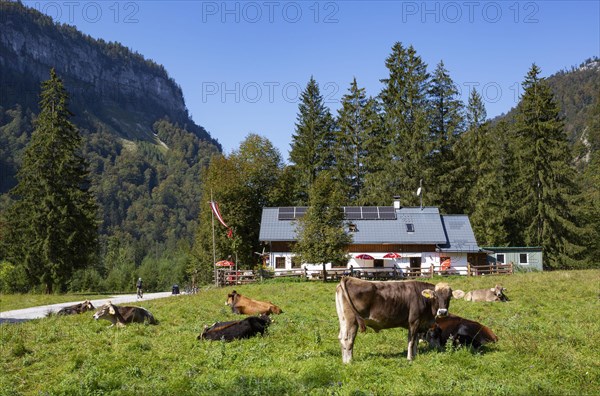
[416,187,422,196]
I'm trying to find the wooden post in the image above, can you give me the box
[430,264,434,278]
[467,263,471,277]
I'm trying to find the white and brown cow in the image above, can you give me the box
[336,277,453,362]
[463,284,508,302]
[226,290,282,315]
[93,302,157,327]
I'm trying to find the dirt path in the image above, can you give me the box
[0,292,175,324]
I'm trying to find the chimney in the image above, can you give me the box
[393,196,401,210]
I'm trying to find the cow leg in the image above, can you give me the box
[407,323,420,361]
[336,288,357,364]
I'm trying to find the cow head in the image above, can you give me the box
[421,282,452,317]
[81,300,95,312]
[93,302,125,327]
[492,284,508,301]
[226,290,240,307]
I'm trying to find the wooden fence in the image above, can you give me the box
[214,262,514,286]
[467,262,514,276]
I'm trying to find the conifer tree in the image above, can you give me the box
[513,64,582,268]
[379,42,430,205]
[334,78,382,203]
[293,171,352,278]
[427,61,465,212]
[289,77,335,204]
[5,69,98,293]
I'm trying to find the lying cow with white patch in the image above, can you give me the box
[336,277,453,362]
[426,314,498,350]
[57,300,95,315]
[461,284,508,302]
[226,290,282,315]
[198,315,271,342]
[93,302,157,327]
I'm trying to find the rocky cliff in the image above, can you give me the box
[0,1,214,143]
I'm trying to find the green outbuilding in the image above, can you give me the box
[484,247,543,271]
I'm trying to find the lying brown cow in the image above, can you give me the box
[463,284,508,302]
[336,277,453,362]
[93,302,157,327]
[198,315,272,341]
[426,314,498,350]
[226,290,282,315]
[57,300,95,315]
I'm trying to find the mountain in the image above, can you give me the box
[0,1,222,262]
[492,57,600,151]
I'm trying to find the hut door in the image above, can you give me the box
[410,257,421,274]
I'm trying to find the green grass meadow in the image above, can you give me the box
[1,270,599,395]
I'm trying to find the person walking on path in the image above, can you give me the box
[136,278,143,299]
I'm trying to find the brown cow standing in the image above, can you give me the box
[226,290,282,315]
[335,277,453,362]
[426,314,498,350]
[463,284,508,302]
[57,300,95,315]
[93,302,158,327]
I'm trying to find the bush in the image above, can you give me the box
[0,260,30,293]
[68,268,106,292]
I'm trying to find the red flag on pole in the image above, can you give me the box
[210,201,233,238]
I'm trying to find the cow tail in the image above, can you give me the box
[339,277,367,332]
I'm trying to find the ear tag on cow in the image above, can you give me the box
[421,290,434,299]
[490,288,496,292]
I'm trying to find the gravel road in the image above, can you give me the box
[0,292,175,324]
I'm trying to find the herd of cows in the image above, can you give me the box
[54,278,508,362]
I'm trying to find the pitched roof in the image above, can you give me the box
[259,206,450,245]
[438,215,481,252]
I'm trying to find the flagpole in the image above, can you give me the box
[211,190,217,286]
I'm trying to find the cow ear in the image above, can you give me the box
[109,305,115,315]
[421,289,435,299]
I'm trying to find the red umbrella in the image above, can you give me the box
[383,252,402,259]
[216,260,235,267]
[355,254,374,260]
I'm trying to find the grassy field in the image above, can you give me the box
[1,270,599,395]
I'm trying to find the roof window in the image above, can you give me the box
[406,223,415,233]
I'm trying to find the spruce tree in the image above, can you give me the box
[379,42,430,205]
[334,78,382,203]
[293,171,352,278]
[289,77,335,204]
[5,69,98,293]
[513,64,582,268]
[427,61,465,212]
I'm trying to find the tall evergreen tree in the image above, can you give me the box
[293,171,352,277]
[513,64,583,268]
[379,42,430,205]
[334,78,382,203]
[4,69,98,293]
[427,61,465,212]
[289,77,335,204]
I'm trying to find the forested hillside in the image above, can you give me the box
[195,48,599,278]
[0,2,221,292]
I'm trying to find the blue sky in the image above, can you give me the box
[24,1,600,159]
